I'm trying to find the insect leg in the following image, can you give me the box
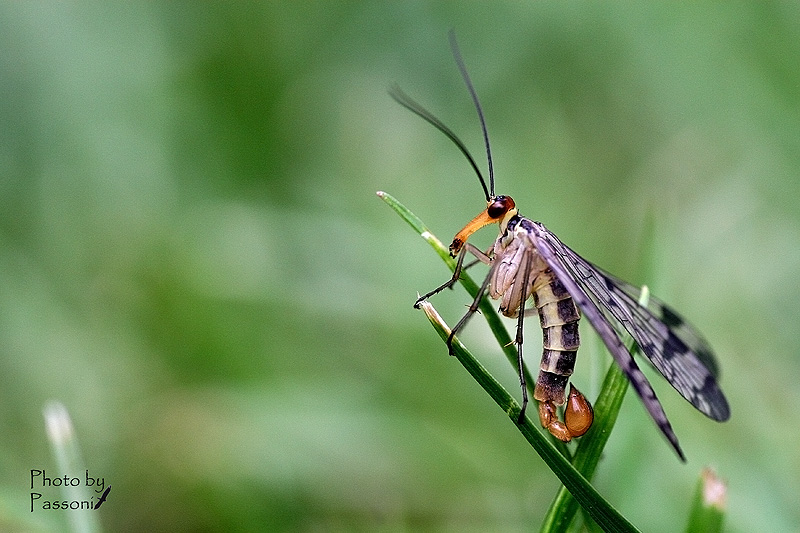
[461,256,485,272]
[414,243,492,308]
[462,242,493,264]
[460,243,494,271]
[446,254,501,355]
[513,252,534,424]
[414,246,469,308]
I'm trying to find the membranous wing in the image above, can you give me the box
[524,219,730,459]
[596,269,729,420]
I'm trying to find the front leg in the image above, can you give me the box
[414,243,493,308]
[446,259,500,355]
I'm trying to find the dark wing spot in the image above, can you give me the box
[660,305,684,328]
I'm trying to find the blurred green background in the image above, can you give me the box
[2,3,799,532]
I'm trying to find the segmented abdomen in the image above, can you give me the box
[532,269,581,405]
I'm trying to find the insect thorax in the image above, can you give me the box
[489,216,549,317]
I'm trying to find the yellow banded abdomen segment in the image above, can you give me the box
[533,270,581,405]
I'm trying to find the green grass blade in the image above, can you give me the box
[419,302,639,533]
[43,401,103,533]
[540,289,650,533]
[539,346,632,532]
[684,468,726,533]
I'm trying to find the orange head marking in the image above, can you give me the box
[448,195,517,256]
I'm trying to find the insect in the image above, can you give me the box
[392,33,730,460]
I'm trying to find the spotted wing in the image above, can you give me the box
[594,269,729,419]
[525,220,729,459]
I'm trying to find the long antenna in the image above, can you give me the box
[448,30,494,197]
[389,86,491,202]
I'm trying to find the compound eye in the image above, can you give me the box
[486,196,515,219]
